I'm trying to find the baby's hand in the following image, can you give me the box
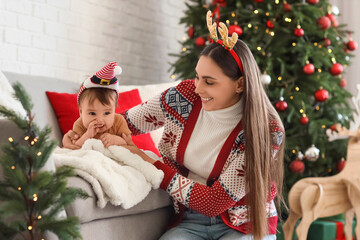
[86,119,103,138]
[100,133,126,148]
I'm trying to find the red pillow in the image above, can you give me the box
[46,89,160,156]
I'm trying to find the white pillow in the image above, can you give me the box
[0,71,26,119]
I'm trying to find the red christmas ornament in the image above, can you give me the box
[289,160,305,173]
[283,2,291,12]
[330,124,338,131]
[330,63,343,76]
[314,88,329,102]
[336,158,346,172]
[306,0,319,4]
[275,99,288,112]
[317,16,331,30]
[195,37,206,47]
[212,0,226,4]
[300,115,309,125]
[266,20,274,29]
[347,40,358,51]
[339,78,346,88]
[254,0,264,2]
[326,13,338,27]
[323,38,331,47]
[294,27,304,37]
[303,63,315,75]
[212,0,226,6]
[228,25,243,36]
[187,26,194,39]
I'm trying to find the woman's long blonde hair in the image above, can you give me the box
[201,40,285,240]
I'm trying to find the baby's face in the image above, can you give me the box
[79,97,116,133]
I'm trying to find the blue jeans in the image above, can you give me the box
[159,209,276,240]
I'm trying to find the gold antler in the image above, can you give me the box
[218,22,238,50]
[207,11,218,41]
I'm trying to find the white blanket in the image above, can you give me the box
[53,139,164,209]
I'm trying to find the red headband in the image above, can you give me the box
[215,39,244,75]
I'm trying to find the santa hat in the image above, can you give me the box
[77,62,122,103]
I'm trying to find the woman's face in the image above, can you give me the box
[194,56,243,111]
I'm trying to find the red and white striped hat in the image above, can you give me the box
[77,62,122,103]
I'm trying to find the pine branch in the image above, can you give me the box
[0,82,87,239]
[12,82,33,114]
[0,106,28,131]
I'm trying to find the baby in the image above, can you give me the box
[63,62,131,149]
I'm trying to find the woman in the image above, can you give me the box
[64,11,285,240]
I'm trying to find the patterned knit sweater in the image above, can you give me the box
[122,79,284,234]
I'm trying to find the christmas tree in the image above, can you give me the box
[170,0,357,199]
[0,83,88,239]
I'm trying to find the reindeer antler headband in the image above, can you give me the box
[206,10,243,75]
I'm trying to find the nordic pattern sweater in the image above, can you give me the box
[122,79,284,234]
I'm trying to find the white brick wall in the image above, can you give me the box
[0,0,187,85]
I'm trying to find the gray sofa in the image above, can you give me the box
[0,72,172,240]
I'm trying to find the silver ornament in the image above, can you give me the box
[261,74,271,85]
[331,5,340,16]
[305,144,320,161]
[297,151,304,160]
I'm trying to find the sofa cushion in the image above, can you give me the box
[65,176,171,224]
[46,89,160,156]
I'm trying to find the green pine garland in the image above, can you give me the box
[0,82,88,240]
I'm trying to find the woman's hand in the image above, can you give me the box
[62,130,81,150]
[120,133,156,164]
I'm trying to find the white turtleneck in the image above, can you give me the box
[183,98,243,185]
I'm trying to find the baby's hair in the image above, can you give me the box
[78,88,118,108]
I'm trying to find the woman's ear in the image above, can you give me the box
[235,76,244,93]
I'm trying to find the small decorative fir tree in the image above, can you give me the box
[0,82,88,240]
[170,0,357,200]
